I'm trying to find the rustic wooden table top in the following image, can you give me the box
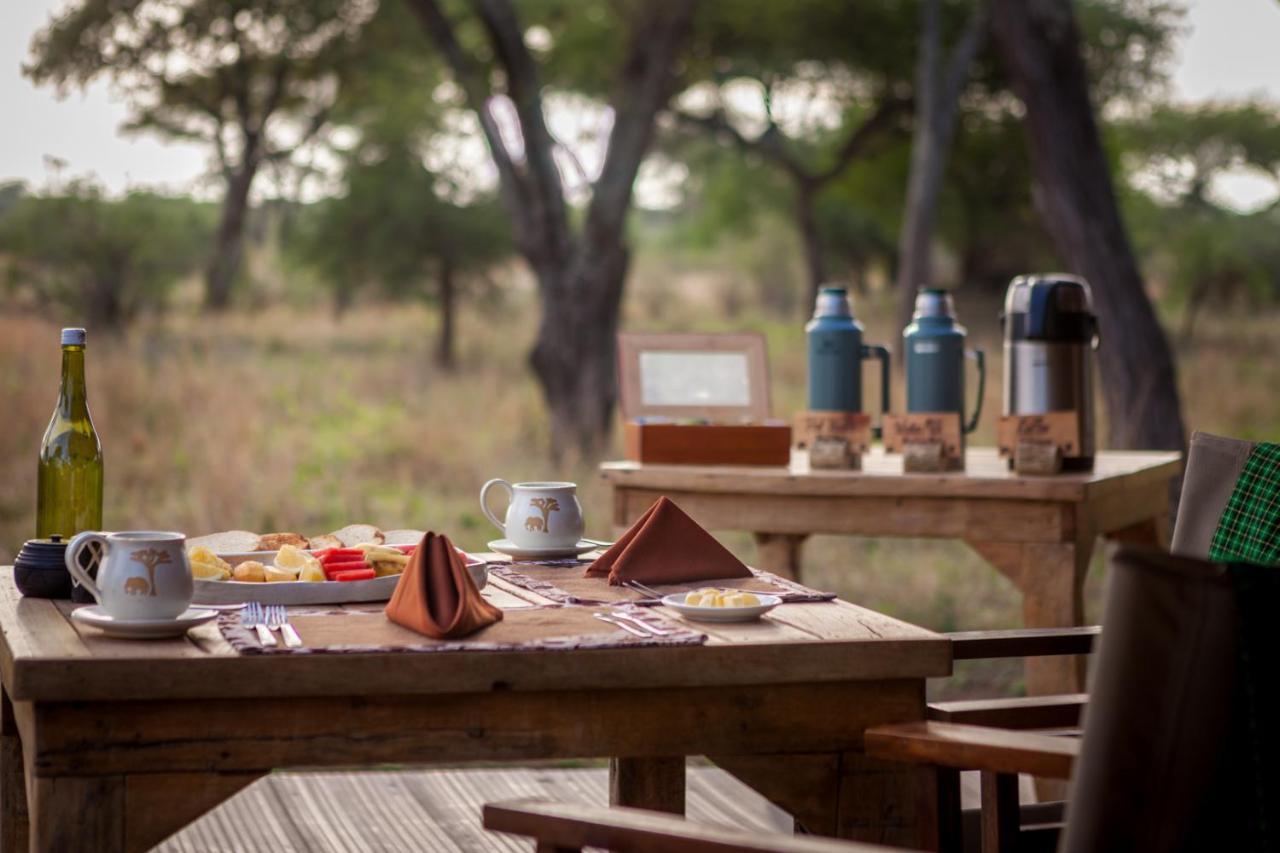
[0,560,950,703]
[600,447,1183,502]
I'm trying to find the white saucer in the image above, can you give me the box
[71,606,219,639]
[661,593,781,623]
[488,539,600,560]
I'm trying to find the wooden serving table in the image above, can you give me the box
[0,567,950,852]
[601,448,1182,697]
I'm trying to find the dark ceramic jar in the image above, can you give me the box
[14,536,74,599]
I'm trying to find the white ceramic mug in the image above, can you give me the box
[65,531,193,621]
[479,480,585,550]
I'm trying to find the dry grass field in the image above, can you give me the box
[1,275,1275,695]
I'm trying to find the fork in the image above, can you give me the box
[609,609,671,636]
[242,602,275,648]
[623,580,667,600]
[593,612,653,638]
[266,605,303,649]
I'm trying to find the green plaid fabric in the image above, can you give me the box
[1209,442,1280,566]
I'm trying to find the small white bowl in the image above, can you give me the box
[661,592,781,623]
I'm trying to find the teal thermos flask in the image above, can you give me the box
[805,286,891,434]
[903,288,986,436]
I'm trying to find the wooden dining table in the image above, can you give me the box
[0,561,950,853]
[601,447,1182,698]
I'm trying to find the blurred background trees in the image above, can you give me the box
[25,0,375,309]
[3,0,1278,458]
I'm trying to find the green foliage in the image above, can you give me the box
[0,182,215,327]
[293,142,508,305]
[26,0,373,171]
[287,1,509,310]
[1118,101,1280,327]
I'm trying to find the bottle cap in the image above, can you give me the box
[61,328,86,346]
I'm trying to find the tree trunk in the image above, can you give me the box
[86,273,123,331]
[204,164,256,311]
[896,0,987,338]
[529,242,629,463]
[436,257,456,371]
[989,0,1185,451]
[796,183,827,311]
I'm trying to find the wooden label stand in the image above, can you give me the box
[793,411,872,470]
[882,413,964,472]
[997,412,1082,475]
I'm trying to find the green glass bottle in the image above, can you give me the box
[36,328,103,539]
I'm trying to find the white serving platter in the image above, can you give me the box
[660,592,781,623]
[192,549,485,605]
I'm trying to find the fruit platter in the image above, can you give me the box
[186,525,485,605]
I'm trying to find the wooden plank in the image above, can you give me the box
[948,627,1099,660]
[484,798,873,852]
[27,680,925,776]
[600,448,1181,503]
[928,695,1087,729]
[616,489,1072,542]
[0,580,948,703]
[149,766,791,851]
[864,722,1078,780]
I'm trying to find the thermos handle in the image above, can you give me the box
[964,348,985,434]
[861,344,891,439]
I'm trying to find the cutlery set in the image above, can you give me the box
[242,602,303,648]
[592,610,670,637]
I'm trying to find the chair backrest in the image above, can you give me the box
[1060,547,1278,852]
[1170,431,1256,558]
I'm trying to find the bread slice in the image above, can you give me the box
[258,532,310,551]
[330,524,384,547]
[186,530,262,554]
[308,533,343,550]
[381,529,426,546]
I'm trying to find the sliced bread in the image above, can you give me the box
[381,529,426,546]
[329,524,384,547]
[308,533,343,550]
[257,532,310,551]
[186,530,262,554]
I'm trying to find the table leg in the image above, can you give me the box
[0,690,27,853]
[967,536,1094,697]
[609,757,685,815]
[714,753,946,849]
[28,770,259,853]
[752,533,808,581]
[29,776,125,853]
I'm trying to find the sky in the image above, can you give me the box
[2,0,1279,209]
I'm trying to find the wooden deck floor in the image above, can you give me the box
[156,765,792,852]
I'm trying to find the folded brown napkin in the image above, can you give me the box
[385,532,502,638]
[585,497,752,586]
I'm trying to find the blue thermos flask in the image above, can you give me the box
[903,288,986,435]
[806,286,891,434]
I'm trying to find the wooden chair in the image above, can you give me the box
[484,548,1278,852]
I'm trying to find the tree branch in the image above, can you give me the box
[474,0,570,255]
[812,96,912,184]
[404,0,537,249]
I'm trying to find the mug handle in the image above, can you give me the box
[65,531,107,604]
[479,479,514,535]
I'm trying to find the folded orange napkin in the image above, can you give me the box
[385,532,502,638]
[585,497,752,586]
